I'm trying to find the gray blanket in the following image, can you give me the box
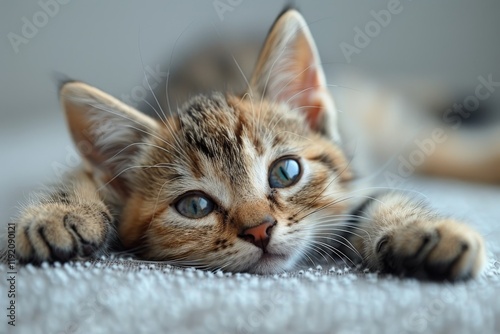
[2,178,500,334]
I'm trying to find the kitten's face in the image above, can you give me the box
[61,9,348,273]
[118,93,351,273]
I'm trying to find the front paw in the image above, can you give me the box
[375,219,486,281]
[15,202,112,264]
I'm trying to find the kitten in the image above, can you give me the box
[14,9,486,280]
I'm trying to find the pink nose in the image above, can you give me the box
[241,221,275,251]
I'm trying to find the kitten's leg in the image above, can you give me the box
[15,170,114,264]
[348,193,486,281]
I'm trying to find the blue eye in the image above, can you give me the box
[269,157,302,188]
[175,193,214,219]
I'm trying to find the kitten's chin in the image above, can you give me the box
[245,253,296,275]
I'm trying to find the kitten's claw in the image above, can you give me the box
[15,203,112,264]
[375,219,486,281]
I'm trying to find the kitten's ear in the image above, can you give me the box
[59,82,160,195]
[250,9,339,141]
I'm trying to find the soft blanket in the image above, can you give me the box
[2,178,500,334]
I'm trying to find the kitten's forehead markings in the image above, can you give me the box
[179,94,245,179]
[174,94,292,211]
[172,93,341,222]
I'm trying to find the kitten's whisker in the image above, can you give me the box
[268,130,314,143]
[122,124,189,161]
[346,186,430,201]
[297,237,351,267]
[312,239,358,265]
[146,178,171,235]
[212,24,253,97]
[291,243,318,268]
[296,194,385,222]
[82,101,189,161]
[303,241,332,263]
[263,110,292,144]
[108,142,176,161]
[311,240,358,266]
[65,98,159,140]
[311,214,370,221]
[302,224,369,240]
[141,98,186,152]
[298,245,324,267]
[310,233,362,260]
[162,20,197,120]
[290,144,359,219]
[136,50,169,124]
[96,164,173,192]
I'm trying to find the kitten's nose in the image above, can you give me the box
[240,219,276,252]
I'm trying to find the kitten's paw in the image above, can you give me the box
[375,219,486,281]
[15,202,112,264]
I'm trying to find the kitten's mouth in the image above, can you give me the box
[247,252,291,274]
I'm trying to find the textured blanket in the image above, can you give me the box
[2,178,500,334]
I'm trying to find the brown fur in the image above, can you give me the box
[351,193,485,280]
[13,9,486,280]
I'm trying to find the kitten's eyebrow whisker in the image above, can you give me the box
[325,83,363,93]
[283,83,364,109]
[141,98,185,152]
[96,164,175,193]
[263,108,302,145]
[158,19,197,120]
[142,19,201,156]
[67,98,158,140]
[211,23,253,98]
[137,22,167,123]
[288,105,349,115]
[122,124,189,161]
[136,44,170,125]
[261,85,361,146]
[108,142,177,162]
[82,101,189,161]
[262,110,288,144]
[267,129,314,144]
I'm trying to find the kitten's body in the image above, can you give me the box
[13,10,485,280]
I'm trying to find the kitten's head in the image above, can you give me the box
[60,10,352,273]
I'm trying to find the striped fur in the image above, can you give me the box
[13,9,485,280]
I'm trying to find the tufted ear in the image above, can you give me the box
[250,9,339,141]
[59,81,160,195]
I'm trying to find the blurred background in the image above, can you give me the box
[1,0,500,222]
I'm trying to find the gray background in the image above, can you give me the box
[1,0,500,222]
